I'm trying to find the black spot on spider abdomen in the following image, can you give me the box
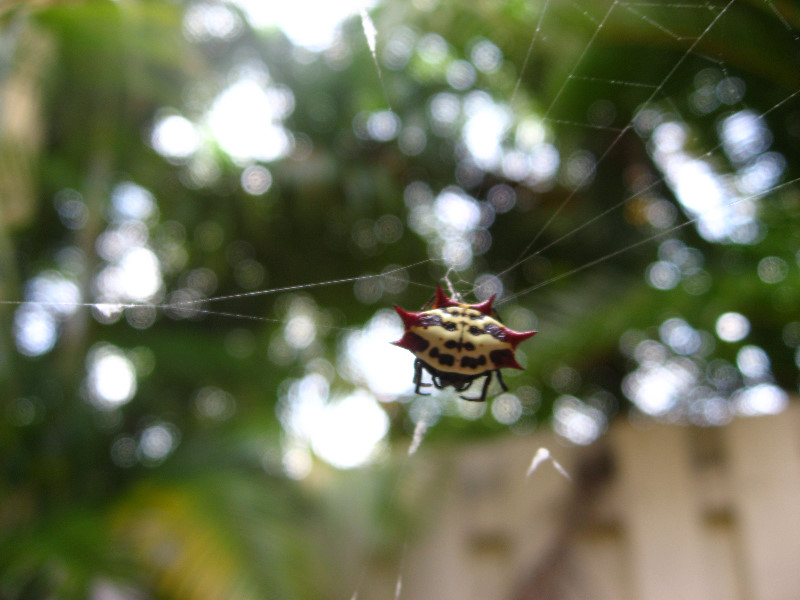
[460,355,487,370]
[437,353,455,366]
[444,340,476,351]
[483,322,506,341]
[429,346,455,367]
[419,313,444,328]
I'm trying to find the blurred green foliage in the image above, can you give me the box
[0,0,798,597]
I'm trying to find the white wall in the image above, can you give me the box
[367,403,800,600]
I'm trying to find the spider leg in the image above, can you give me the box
[460,372,492,402]
[453,380,471,392]
[413,359,431,396]
[495,369,508,392]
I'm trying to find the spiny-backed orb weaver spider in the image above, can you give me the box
[392,286,536,402]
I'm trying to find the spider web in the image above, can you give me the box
[5,0,800,457]
[470,0,796,290]
[4,1,800,598]
[365,3,797,595]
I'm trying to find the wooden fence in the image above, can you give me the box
[363,402,800,600]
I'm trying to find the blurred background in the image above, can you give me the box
[1,0,799,598]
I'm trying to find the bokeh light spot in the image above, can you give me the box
[208,76,295,164]
[757,256,788,284]
[183,2,243,41]
[151,114,201,161]
[139,422,179,463]
[446,59,477,90]
[366,110,401,141]
[646,260,681,290]
[195,386,236,420]
[734,383,788,416]
[487,183,516,213]
[470,38,503,73]
[310,391,389,469]
[111,182,157,223]
[398,125,427,155]
[417,33,448,64]
[716,312,750,342]
[553,395,605,445]
[736,345,770,379]
[54,189,89,230]
[14,306,58,357]
[241,165,273,195]
[491,393,523,425]
[231,0,374,51]
[659,318,701,355]
[343,309,413,397]
[284,309,317,350]
[86,345,137,410]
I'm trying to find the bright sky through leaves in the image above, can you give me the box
[231,0,375,51]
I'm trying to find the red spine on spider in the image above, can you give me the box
[392,285,536,402]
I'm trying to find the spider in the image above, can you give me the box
[392,286,536,402]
